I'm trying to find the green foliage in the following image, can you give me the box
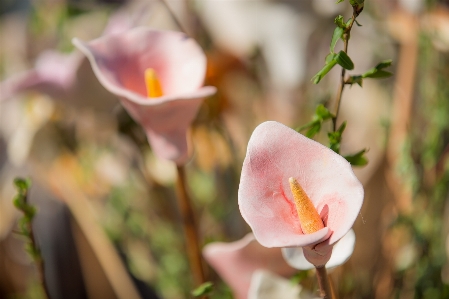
[312,58,338,84]
[313,13,357,84]
[347,60,393,87]
[312,51,354,84]
[334,15,347,29]
[343,149,368,166]
[297,105,334,138]
[330,27,344,53]
[191,282,214,297]
[328,121,347,154]
[335,51,354,70]
[12,178,42,261]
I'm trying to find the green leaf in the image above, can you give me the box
[328,121,347,154]
[335,51,354,70]
[344,149,368,166]
[361,60,393,79]
[14,178,31,193]
[336,0,345,3]
[375,59,392,69]
[334,15,346,29]
[297,105,334,139]
[330,27,344,53]
[315,104,334,120]
[305,122,321,138]
[312,59,338,84]
[363,70,393,79]
[191,282,214,297]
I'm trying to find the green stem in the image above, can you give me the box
[332,8,358,131]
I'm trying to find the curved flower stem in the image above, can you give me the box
[332,7,359,132]
[13,179,51,299]
[315,266,333,299]
[175,165,208,290]
[30,229,52,299]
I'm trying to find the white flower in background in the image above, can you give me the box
[248,270,316,299]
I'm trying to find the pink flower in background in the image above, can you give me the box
[238,121,363,266]
[203,233,296,299]
[0,51,83,102]
[0,8,146,108]
[73,28,216,164]
[204,230,356,299]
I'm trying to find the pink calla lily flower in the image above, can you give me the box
[0,50,83,102]
[238,121,363,266]
[203,233,296,299]
[72,28,216,164]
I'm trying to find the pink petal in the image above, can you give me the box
[73,28,216,164]
[203,233,296,299]
[0,51,82,102]
[238,121,363,248]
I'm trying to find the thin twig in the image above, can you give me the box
[13,179,51,299]
[175,165,208,291]
[29,224,52,299]
[332,8,358,131]
[315,266,333,299]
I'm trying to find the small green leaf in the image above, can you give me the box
[191,282,214,297]
[312,59,338,84]
[14,178,31,193]
[335,51,354,70]
[330,27,344,53]
[363,70,393,79]
[344,149,368,166]
[355,19,363,26]
[334,15,346,29]
[306,122,321,138]
[328,121,347,153]
[297,105,334,139]
[315,104,334,120]
[375,59,392,69]
[336,0,345,3]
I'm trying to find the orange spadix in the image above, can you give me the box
[145,68,163,97]
[289,177,324,234]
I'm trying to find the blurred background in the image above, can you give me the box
[1,0,449,298]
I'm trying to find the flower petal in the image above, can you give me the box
[73,28,217,164]
[238,121,363,247]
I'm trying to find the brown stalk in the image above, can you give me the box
[315,266,333,299]
[175,165,208,293]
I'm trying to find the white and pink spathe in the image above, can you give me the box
[238,121,364,266]
[73,28,216,164]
